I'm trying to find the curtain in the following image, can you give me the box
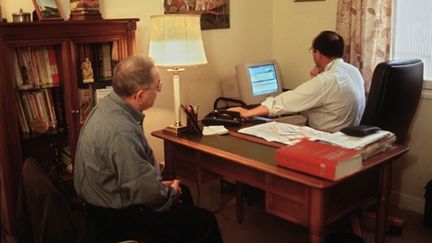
[336,0,392,92]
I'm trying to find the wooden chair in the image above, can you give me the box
[16,157,92,243]
[17,157,146,243]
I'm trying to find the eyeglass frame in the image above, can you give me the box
[308,47,318,54]
[143,80,162,92]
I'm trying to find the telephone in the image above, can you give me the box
[202,109,242,127]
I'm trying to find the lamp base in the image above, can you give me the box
[162,124,188,136]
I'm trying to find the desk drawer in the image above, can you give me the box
[201,153,266,189]
[266,193,308,226]
[265,175,309,226]
[172,145,221,183]
[175,158,197,181]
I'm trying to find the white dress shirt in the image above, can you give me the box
[261,58,365,132]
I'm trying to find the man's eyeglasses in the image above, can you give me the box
[308,47,318,54]
[144,81,162,92]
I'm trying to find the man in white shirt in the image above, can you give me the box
[230,31,365,133]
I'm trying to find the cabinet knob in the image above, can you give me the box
[72,110,80,114]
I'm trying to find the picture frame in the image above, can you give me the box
[164,0,230,30]
[32,0,63,21]
[69,0,102,21]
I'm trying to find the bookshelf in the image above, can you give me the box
[0,19,138,233]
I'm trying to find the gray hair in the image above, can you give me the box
[112,55,156,97]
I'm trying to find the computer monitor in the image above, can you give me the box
[235,59,283,105]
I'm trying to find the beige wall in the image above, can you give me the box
[2,0,431,214]
[273,0,338,88]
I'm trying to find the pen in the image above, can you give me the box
[193,104,199,114]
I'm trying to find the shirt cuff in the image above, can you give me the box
[261,96,274,113]
[261,96,285,116]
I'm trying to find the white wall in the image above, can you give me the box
[2,0,431,214]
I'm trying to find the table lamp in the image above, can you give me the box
[149,14,207,135]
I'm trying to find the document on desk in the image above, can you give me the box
[237,121,329,145]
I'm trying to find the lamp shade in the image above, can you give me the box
[149,14,207,67]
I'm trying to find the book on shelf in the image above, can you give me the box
[20,93,34,127]
[25,47,41,87]
[26,92,41,120]
[16,89,58,134]
[15,93,30,134]
[51,88,65,132]
[43,89,57,130]
[78,88,93,124]
[31,47,49,86]
[101,43,113,79]
[60,145,73,173]
[41,46,53,85]
[15,48,36,88]
[33,90,50,125]
[46,46,60,85]
[34,89,57,130]
[14,46,60,89]
[95,87,113,104]
[111,41,119,69]
[12,52,25,89]
[275,139,362,181]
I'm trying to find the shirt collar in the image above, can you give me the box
[324,58,343,72]
[108,91,144,125]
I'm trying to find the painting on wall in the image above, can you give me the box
[164,0,230,30]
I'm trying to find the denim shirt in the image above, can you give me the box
[74,92,176,211]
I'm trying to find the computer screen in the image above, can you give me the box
[235,59,283,105]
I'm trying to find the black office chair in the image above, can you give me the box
[353,59,424,235]
[360,59,424,144]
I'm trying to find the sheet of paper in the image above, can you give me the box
[203,125,229,135]
[237,122,329,145]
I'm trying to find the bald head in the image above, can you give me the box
[112,55,156,97]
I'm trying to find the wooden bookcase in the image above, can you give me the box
[0,19,138,233]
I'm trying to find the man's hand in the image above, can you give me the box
[228,105,270,119]
[163,179,182,199]
[310,66,323,78]
[227,107,250,118]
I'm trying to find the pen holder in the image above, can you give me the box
[187,113,202,135]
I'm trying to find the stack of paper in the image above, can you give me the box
[238,121,329,145]
[317,130,396,160]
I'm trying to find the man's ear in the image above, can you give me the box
[134,89,145,100]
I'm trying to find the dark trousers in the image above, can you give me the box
[86,185,223,243]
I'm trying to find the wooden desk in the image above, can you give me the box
[152,130,408,243]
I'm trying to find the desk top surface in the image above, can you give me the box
[152,130,409,188]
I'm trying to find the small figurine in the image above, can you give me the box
[81,57,94,83]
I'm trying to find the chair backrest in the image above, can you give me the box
[16,157,92,243]
[360,59,424,144]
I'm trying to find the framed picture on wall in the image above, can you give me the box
[32,0,63,21]
[164,0,230,30]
